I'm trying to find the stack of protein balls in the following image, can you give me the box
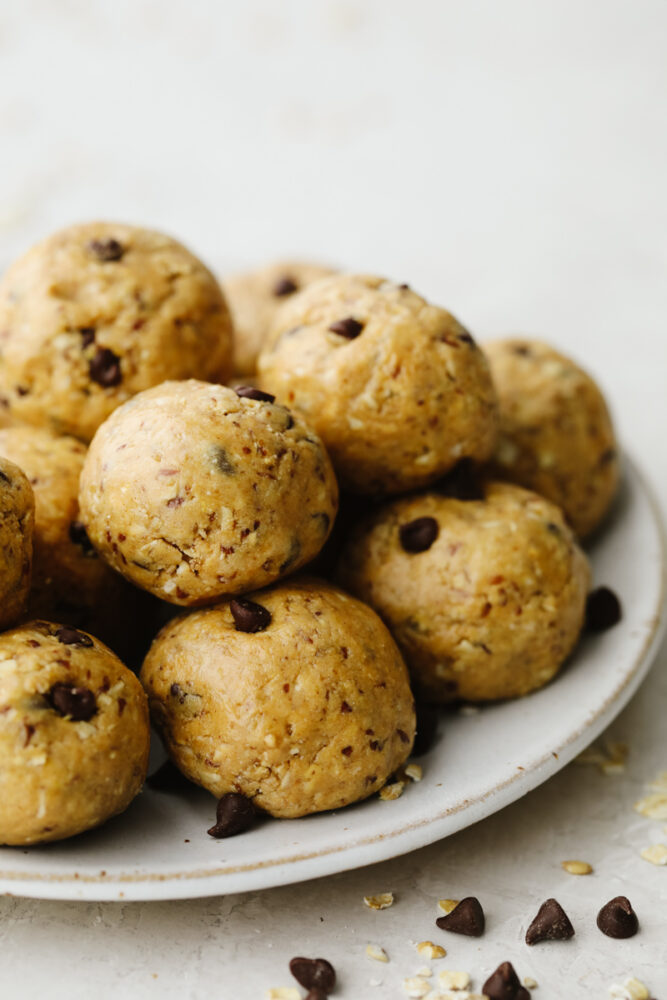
[0,223,619,845]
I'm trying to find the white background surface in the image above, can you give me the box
[0,1,666,996]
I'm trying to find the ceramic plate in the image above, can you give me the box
[0,457,664,901]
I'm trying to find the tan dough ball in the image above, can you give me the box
[223,260,336,376]
[0,458,34,629]
[79,381,338,605]
[0,222,233,441]
[140,578,415,818]
[337,482,590,703]
[0,425,136,652]
[0,621,149,845]
[257,274,498,495]
[484,338,620,537]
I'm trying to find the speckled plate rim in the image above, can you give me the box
[1,455,665,901]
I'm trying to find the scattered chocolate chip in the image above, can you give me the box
[68,520,95,554]
[273,275,298,296]
[399,516,439,553]
[398,282,410,290]
[289,957,336,994]
[230,598,272,633]
[341,701,352,713]
[482,961,530,999]
[586,587,622,631]
[600,447,617,465]
[437,459,485,500]
[210,445,236,475]
[597,896,639,938]
[88,238,125,262]
[234,385,276,403]
[79,327,96,347]
[55,626,93,647]
[458,329,476,346]
[412,702,438,756]
[16,385,29,396]
[436,896,485,937]
[47,683,97,721]
[396,728,410,744]
[513,344,532,357]
[207,792,257,838]
[0,468,10,484]
[89,347,122,387]
[328,317,364,339]
[525,897,575,944]
[146,760,192,793]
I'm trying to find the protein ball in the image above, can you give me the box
[0,457,34,629]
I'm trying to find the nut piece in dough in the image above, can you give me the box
[337,482,590,702]
[140,578,415,817]
[0,621,150,845]
[223,260,336,376]
[484,338,619,537]
[257,274,498,495]
[79,381,338,605]
[0,457,34,629]
[0,222,234,441]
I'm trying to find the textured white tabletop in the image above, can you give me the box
[0,1,666,996]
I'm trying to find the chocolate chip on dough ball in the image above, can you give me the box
[0,457,34,629]
[79,380,338,605]
[484,338,620,537]
[0,222,233,441]
[337,482,590,703]
[0,622,149,845]
[257,274,498,495]
[141,578,415,817]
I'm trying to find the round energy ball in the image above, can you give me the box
[140,578,415,817]
[0,621,150,845]
[223,260,336,376]
[484,338,620,537]
[0,458,34,630]
[79,381,338,605]
[0,222,234,441]
[337,482,590,703]
[257,274,498,495]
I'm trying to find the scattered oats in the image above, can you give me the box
[609,977,650,1000]
[438,969,470,990]
[437,899,459,914]
[458,704,480,717]
[601,760,626,775]
[379,781,406,801]
[403,977,431,998]
[634,792,667,819]
[416,966,432,977]
[404,763,423,782]
[364,892,394,910]
[523,978,538,989]
[640,843,667,865]
[561,859,593,875]
[416,941,446,960]
[266,989,300,1000]
[365,944,389,963]
[576,741,628,773]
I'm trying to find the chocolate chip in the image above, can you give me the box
[600,447,617,465]
[273,275,298,296]
[482,961,530,1000]
[436,896,485,937]
[458,329,476,346]
[210,445,236,475]
[513,344,532,357]
[146,760,192,794]
[79,327,96,347]
[88,238,125,262]
[586,587,622,631]
[525,897,575,944]
[69,520,95,554]
[437,458,485,500]
[234,385,276,403]
[328,317,364,339]
[597,896,639,938]
[230,598,272,633]
[412,702,438,756]
[304,992,328,1000]
[289,957,336,994]
[47,683,97,721]
[89,347,122,387]
[55,626,93,647]
[207,792,257,838]
[399,516,439,553]
[0,468,10,484]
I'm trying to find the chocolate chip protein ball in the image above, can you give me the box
[79,381,338,605]
[141,578,415,817]
[0,621,150,845]
[223,260,336,376]
[257,275,498,495]
[0,425,134,649]
[484,339,619,537]
[337,482,590,702]
[0,222,233,442]
[0,458,34,629]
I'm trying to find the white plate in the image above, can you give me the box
[1,457,664,901]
